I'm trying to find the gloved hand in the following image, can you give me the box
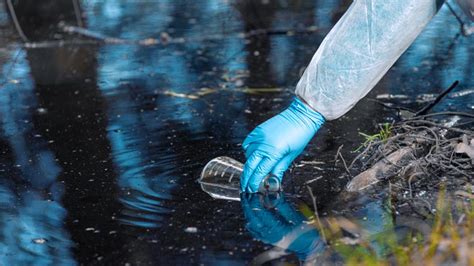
[241,97,325,192]
[241,193,325,261]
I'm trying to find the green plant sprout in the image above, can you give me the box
[355,122,393,152]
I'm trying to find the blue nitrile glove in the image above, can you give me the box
[241,97,325,192]
[241,193,325,261]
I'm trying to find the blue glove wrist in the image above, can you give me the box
[290,97,325,130]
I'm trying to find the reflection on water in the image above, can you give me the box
[0,49,75,264]
[248,188,473,264]
[0,0,472,264]
[241,193,325,263]
[241,190,431,264]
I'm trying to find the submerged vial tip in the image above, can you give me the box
[260,174,281,193]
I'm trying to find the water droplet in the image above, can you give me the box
[32,238,47,244]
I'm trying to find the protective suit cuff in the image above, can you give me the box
[291,97,326,127]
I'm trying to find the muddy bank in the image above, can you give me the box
[285,113,474,264]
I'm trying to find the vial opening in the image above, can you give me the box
[263,175,281,192]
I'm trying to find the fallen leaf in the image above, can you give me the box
[454,135,474,164]
[455,190,474,199]
[163,90,199,99]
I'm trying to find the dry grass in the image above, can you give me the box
[301,186,473,265]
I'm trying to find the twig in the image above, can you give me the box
[446,1,467,35]
[349,142,373,169]
[72,0,84,27]
[368,98,415,112]
[335,145,351,176]
[304,176,323,185]
[61,24,126,43]
[306,185,326,243]
[251,247,289,266]
[21,39,100,48]
[415,80,459,116]
[410,111,474,120]
[6,0,29,42]
[54,24,320,47]
[404,120,473,135]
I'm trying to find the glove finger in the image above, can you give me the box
[240,193,255,218]
[270,153,296,182]
[248,156,278,193]
[244,144,257,159]
[241,152,263,192]
[242,129,259,151]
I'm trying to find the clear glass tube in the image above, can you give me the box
[199,156,281,201]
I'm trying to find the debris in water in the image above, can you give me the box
[32,238,47,244]
[376,94,409,100]
[238,87,283,94]
[449,88,474,98]
[160,32,171,44]
[163,88,217,99]
[162,87,282,100]
[163,90,200,100]
[299,160,325,165]
[184,227,198,233]
[304,176,323,185]
[36,108,47,114]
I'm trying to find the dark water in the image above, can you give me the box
[0,1,472,264]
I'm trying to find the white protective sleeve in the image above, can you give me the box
[295,0,439,120]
